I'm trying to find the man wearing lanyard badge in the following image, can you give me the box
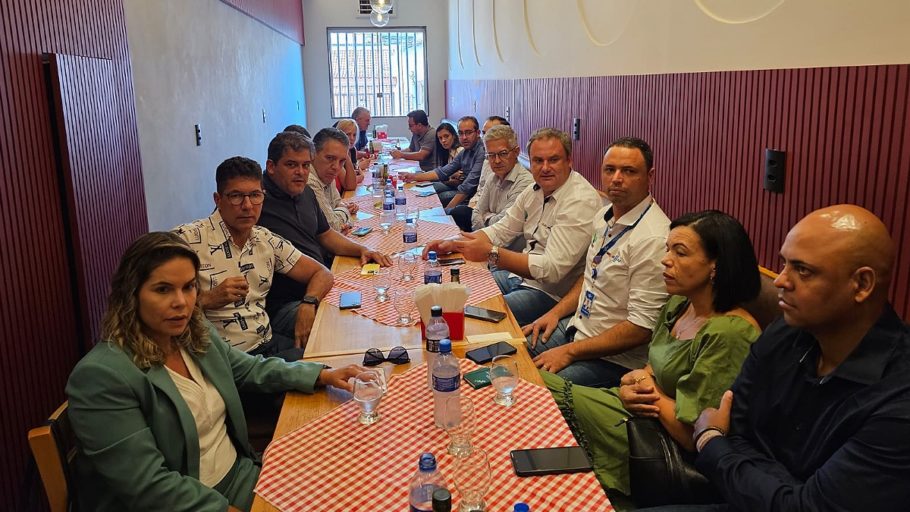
[523,137,670,388]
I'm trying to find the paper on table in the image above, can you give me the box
[463,332,515,345]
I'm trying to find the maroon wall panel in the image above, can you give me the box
[447,64,910,319]
[221,0,305,44]
[0,0,145,508]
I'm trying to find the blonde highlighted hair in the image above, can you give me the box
[101,232,210,368]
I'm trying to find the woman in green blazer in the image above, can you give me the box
[66,232,363,511]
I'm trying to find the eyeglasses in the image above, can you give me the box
[485,148,516,161]
[457,129,477,136]
[224,191,265,206]
[363,346,411,366]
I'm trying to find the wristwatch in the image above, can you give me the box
[487,245,500,267]
[302,295,320,308]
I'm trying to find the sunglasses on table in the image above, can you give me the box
[363,346,411,366]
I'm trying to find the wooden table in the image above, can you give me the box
[250,183,543,512]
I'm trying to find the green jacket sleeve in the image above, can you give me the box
[66,353,229,512]
[209,329,323,394]
[673,317,759,424]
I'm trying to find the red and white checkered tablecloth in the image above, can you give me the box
[346,218,462,255]
[255,359,613,512]
[323,261,503,327]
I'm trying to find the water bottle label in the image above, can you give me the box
[424,270,442,284]
[395,197,407,205]
[426,339,440,352]
[383,203,394,211]
[403,232,417,243]
[433,374,460,392]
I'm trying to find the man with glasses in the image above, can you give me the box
[469,115,511,210]
[400,116,486,209]
[174,156,334,360]
[390,109,436,171]
[309,127,359,233]
[448,125,533,241]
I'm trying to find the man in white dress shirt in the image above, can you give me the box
[426,128,603,327]
[524,137,670,387]
[308,127,358,233]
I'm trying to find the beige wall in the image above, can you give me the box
[124,0,307,230]
[447,0,910,80]
[302,0,449,136]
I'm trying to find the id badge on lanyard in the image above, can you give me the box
[579,289,595,318]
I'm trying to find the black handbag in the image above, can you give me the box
[625,417,721,507]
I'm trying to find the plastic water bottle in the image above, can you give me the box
[425,306,449,390]
[380,190,395,231]
[395,182,408,220]
[432,338,461,428]
[408,453,446,512]
[424,251,442,284]
[403,218,417,245]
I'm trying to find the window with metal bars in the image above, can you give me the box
[327,28,427,119]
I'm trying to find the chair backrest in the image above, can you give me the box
[743,266,781,330]
[28,402,77,512]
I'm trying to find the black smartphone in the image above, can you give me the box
[438,257,465,266]
[510,446,592,477]
[465,341,517,365]
[339,291,362,310]
[464,305,507,323]
[414,182,434,188]
[351,226,372,236]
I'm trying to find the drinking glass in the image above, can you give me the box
[453,448,491,512]
[406,205,420,227]
[398,252,417,282]
[373,268,392,303]
[444,395,475,457]
[392,289,415,325]
[352,370,386,425]
[490,355,519,406]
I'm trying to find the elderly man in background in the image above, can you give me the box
[448,125,534,244]
[308,127,359,233]
[352,106,371,158]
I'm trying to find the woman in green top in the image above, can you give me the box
[544,210,762,496]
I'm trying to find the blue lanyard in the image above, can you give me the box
[590,200,653,280]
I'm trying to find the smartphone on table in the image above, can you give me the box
[351,226,372,236]
[510,446,592,477]
[464,305,507,323]
[465,341,517,365]
[339,291,362,310]
[438,257,465,266]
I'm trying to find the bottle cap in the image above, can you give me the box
[513,503,530,512]
[428,250,438,261]
[430,305,443,316]
[439,338,452,354]
[432,488,452,510]
[418,452,437,471]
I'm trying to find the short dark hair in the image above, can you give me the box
[485,115,510,127]
[527,128,571,158]
[407,110,429,126]
[268,131,314,163]
[313,127,350,153]
[606,137,654,170]
[215,156,262,193]
[283,124,311,138]
[457,116,479,131]
[670,210,761,312]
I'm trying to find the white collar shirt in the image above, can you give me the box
[308,169,350,231]
[568,195,671,369]
[174,210,303,352]
[471,162,534,231]
[480,171,603,300]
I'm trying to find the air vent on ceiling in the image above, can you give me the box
[358,0,394,16]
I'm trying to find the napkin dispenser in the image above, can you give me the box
[414,283,468,340]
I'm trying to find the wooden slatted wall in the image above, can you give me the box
[220,0,305,44]
[447,65,910,319]
[0,0,145,508]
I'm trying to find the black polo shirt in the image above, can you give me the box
[258,173,331,313]
[697,306,910,510]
